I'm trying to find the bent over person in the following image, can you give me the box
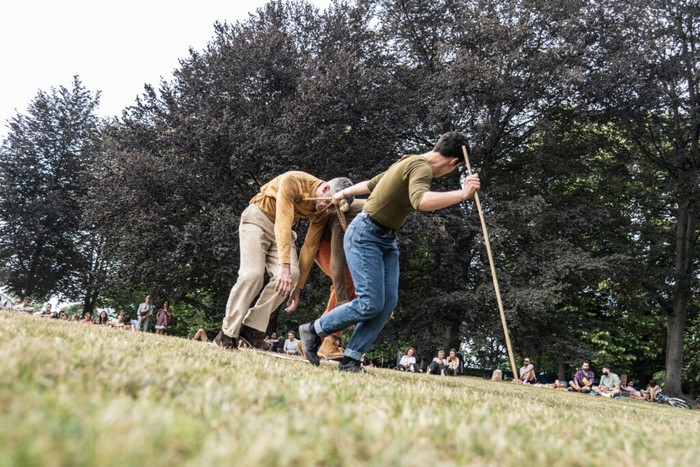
[299,132,480,372]
[215,171,352,350]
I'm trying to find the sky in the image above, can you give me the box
[0,0,331,138]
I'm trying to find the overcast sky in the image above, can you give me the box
[0,0,330,138]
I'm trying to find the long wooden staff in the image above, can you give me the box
[462,145,518,380]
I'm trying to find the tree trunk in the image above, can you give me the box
[558,358,567,382]
[664,199,697,396]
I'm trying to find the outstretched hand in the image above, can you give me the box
[285,288,300,312]
[275,263,293,297]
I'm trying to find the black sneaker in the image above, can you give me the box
[299,323,321,366]
[338,359,364,373]
[213,330,238,350]
[239,325,272,351]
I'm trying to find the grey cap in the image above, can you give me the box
[327,177,355,205]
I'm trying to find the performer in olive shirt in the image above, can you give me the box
[215,171,353,350]
[299,132,481,372]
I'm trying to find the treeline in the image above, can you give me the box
[0,0,698,396]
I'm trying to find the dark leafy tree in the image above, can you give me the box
[577,0,700,396]
[0,76,104,311]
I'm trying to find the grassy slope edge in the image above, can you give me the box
[0,311,697,466]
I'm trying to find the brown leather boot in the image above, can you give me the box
[213,330,239,350]
[239,325,272,351]
[318,336,344,361]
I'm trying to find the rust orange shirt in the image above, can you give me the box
[250,171,329,289]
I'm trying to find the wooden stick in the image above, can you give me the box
[462,145,518,380]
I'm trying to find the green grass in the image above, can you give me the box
[0,311,697,467]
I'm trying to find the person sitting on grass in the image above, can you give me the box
[193,328,209,342]
[95,311,110,326]
[592,365,621,398]
[284,331,300,355]
[620,374,644,399]
[569,360,595,393]
[59,311,69,320]
[518,357,537,384]
[426,350,447,375]
[35,302,53,318]
[109,312,134,330]
[14,297,33,313]
[79,312,93,324]
[491,369,503,381]
[641,378,661,402]
[445,349,460,376]
[399,347,419,372]
[266,332,279,352]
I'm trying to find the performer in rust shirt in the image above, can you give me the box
[215,171,353,350]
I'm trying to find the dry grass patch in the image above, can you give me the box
[0,311,697,466]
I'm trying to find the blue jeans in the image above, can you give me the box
[315,212,399,361]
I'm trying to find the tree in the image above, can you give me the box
[578,0,700,396]
[0,76,103,310]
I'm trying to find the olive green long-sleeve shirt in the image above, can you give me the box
[365,155,432,231]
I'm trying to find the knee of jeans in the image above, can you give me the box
[356,296,383,319]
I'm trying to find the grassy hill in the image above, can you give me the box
[0,311,697,466]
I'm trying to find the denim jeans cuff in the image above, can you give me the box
[344,348,363,361]
[314,321,328,338]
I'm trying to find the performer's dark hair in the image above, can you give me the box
[434,131,470,162]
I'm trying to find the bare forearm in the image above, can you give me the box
[336,181,370,199]
[418,190,467,211]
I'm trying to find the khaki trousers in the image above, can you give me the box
[222,205,299,336]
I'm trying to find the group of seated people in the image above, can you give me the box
[396,347,463,376]
[7,299,686,407]
[501,358,689,407]
[6,298,171,333]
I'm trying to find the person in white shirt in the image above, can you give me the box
[518,357,537,384]
[399,347,419,372]
[283,331,300,355]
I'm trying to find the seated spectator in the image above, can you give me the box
[193,328,209,342]
[641,378,661,402]
[592,365,621,398]
[267,332,279,352]
[546,380,567,389]
[569,360,595,392]
[14,297,33,313]
[155,301,173,335]
[79,312,93,324]
[59,311,69,320]
[124,314,137,330]
[35,302,53,318]
[620,374,643,399]
[95,311,110,326]
[518,357,537,384]
[71,314,81,322]
[445,349,460,376]
[399,347,420,372]
[108,312,132,330]
[491,369,503,381]
[283,331,300,355]
[426,350,447,375]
